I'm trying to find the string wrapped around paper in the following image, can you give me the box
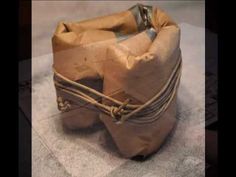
[52,4,182,158]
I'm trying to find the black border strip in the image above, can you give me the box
[18,0,32,177]
[205,0,218,176]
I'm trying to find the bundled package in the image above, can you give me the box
[52,4,182,157]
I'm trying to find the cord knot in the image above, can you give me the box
[110,99,130,124]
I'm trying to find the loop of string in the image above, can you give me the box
[53,55,182,124]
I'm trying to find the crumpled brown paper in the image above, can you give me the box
[52,4,182,157]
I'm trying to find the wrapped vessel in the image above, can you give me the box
[52,4,182,157]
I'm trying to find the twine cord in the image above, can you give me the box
[53,55,182,124]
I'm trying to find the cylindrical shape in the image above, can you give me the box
[100,6,181,158]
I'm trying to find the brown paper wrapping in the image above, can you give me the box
[52,4,182,157]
